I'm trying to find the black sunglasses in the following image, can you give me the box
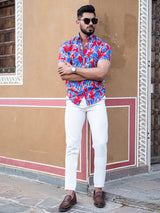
[79,18,98,25]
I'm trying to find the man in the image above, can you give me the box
[58,5,111,212]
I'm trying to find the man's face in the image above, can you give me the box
[78,12,96,36]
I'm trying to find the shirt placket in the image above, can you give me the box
[77,38,90,101]
[76,40,83,98]
[83,40,90,94]
[83,39,90,67]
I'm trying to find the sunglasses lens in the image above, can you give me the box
[84,18,90,24]
[92,18,98,24]
[82,18,98,25]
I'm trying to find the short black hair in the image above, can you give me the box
[77,5,96,19]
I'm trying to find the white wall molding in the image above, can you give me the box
[0,0,23,85]
[137,0,149,166]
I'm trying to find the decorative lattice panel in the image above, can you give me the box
[0,0,23,85]
[137,0,149,166]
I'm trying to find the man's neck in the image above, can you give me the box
[79,32,89,48]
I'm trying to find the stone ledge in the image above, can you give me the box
[0,165,88,194]
[89,165,149,186]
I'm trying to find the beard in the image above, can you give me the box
[80,25,95,36]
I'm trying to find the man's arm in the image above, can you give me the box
[58,59,111,82]
[58,61,86,81]
[76,59,110,81]
[60,73,86,81]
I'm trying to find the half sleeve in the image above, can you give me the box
[58,42,71,63]
[99,43,111,62]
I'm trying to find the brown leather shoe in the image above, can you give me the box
[59,193,77,212]
[93,190,105,208]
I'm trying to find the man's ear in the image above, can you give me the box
[76,19,80,25]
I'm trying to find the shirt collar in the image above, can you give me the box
[77,33,95,42]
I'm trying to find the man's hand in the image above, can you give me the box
[58,61,72,76]
[58,61,87,81]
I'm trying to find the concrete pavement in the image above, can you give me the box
[0,171,159,213]
[103,169,160,212]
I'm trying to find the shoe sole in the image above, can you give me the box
[94,202,105,208]
[59,201,77,212]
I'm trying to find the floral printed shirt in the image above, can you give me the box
[58,33,111,105]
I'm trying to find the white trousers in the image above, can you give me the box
[65,97,108,190]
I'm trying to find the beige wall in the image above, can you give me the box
[91,0,138,97]
[0,107,66,166]
[0,0,138,171]
[107,107,129,163]
[0,0,89,98]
